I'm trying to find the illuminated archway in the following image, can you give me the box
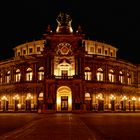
[56,86,72,111]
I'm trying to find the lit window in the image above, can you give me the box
[17,52,20,56]
[97,68,103,81]
[15,69,21,82]
[23,50,26,54]
[85,72,92,80]
[29,48,33,53]
[6,71,10,83]
[85,67,92,80]
[39,92,43,98]
[38,67,44,81]
[109,69,115,82]
[105,50,108,55]
[119,71,124,84]
[98,48,101,53]
[127,73,131,85]
[90,47,94,52]
[26,68,33,81]
[85,93,90,98]
[37,47,40,52]
[0,73,2,83]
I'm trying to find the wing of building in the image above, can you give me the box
[0,12,140,113]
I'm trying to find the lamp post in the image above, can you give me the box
[1,96,8,111]
[132,96,136,111]
[13,94,19,111]
[110,95,116,111]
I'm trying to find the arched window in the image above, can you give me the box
[0,73,2,83]
[108,69,115,82]
[119,71,124,84]
[127,73,131,85]
[15,69,21,82]
[85,93,91,100]
[26,68,33,81]
[85,93,90,98]
[39,92,44,98]
[97,68,103,81]
[6,71,10,83]
[85,67,92,80]
[38,67,44,81]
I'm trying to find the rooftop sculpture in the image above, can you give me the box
[56,12,73,33]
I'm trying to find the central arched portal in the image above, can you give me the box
[56,86,72,111]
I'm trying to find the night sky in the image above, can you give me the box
[0,1,140,64]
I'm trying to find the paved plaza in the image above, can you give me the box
[0,113,140,140]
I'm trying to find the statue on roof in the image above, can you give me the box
[56,12,72,27]
[56,12,73,33]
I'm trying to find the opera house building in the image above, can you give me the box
[0,12,140,113]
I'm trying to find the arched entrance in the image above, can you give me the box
[56,86,72,111]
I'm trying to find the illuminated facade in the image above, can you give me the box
[0,12,140,113]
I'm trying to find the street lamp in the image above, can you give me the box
[26,93,33,100]
[1,96,8,111]
[132,96,136,111]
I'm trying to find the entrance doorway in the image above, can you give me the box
[61,70,68,76]
[56,86,72,111]
[61,96,68,110]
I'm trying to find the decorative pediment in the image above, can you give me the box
[56,42,72,55]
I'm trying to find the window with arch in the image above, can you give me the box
[97,68,103,81]
[98,48,102,54]
[0,73,2,83]
[85,93,90,98]
[39,92,44,98]
[85,67,92,80]
[38,67,44,81]
[26,68,33,81]
[119,71,124,84]
[6,71,10,83]
[108,69,115,82]
[17,52,20,56]
[85,93,91,100]
[15,69,21,82]
[127,73,131,85]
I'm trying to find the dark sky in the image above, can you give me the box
[0,1,140,64]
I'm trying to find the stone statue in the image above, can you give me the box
[56,12,72,27]
[56,12,73,33]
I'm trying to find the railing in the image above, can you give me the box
[55,76,73,79]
